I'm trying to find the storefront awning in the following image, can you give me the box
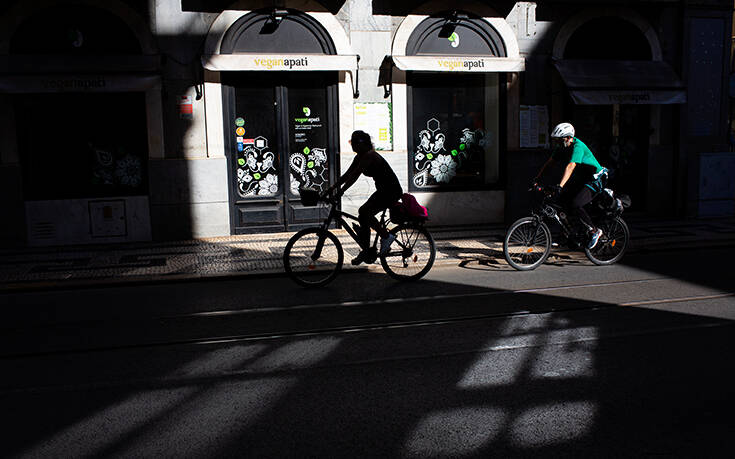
[554,59,686,105]
[0,74,161,93]
[202,53,361,98]
[391,55,525,72]
[201,53,358,73]
[0,55,161,74]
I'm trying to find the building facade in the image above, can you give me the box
[0,0,732,246]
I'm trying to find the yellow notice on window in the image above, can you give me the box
[354,102,393,151]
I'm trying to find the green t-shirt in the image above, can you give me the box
[552,137,603,173]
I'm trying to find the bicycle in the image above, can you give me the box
[503,184,630,271]
[283,189,436,287]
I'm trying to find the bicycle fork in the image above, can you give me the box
[310,214,336,261]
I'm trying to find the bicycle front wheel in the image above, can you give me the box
[585,217,629,265]
[283,228,343,287]
[503,217,551,271]
[380,224,436,281]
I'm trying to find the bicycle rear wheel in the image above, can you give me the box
[585,217,629,265]
[380,224,435,281]
[503,217,552,271]
[283,228,343,287]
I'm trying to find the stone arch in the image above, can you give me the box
[393,14,519,59]
[220,8,336,55]
[552,7,662,61]
[204,9,351,57]
[405,12,507,57]
[0,0,157,54]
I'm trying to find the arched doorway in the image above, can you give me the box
[216,9,341,233]
[553,11,684,215]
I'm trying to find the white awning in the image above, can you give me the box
[0,74,161,93]
[391,55,525,72]
[201,54,358,73]
[554,59,686,105]
[569,89,686,105]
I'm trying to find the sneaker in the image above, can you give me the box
[587,228,603,250]
[351,250,368,266]
[379,233,396,256]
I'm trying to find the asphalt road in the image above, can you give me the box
[1,246,733,457]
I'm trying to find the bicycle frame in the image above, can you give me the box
[311,196,388,259]
[530,190,584,246]
[531,187,616,248]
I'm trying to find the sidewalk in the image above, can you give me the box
[1,217,733,291]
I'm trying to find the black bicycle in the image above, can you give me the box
[283,189,436,287]
[503,185,630,270]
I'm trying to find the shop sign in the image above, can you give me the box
[0,75,160,93]
[202,54,358,72]
[392,55,525,73]
[569,90,686,105]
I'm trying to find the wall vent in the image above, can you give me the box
[31,222,56,240]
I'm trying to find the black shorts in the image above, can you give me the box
[359,187,402,217]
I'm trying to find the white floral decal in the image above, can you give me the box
[430,154,457,183]
[413,120,485,188]
[114,154,143,187]
[258,174,279,196]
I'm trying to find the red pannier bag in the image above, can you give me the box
[390,193,428,222]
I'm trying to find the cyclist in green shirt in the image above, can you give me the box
[534,122,608,249]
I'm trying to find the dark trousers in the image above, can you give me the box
[358,188,401,249]
[561,185,596,231]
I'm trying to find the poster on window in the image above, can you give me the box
[520,105,550,149]
[354,102,393,151]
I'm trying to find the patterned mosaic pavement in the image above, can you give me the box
[0,218,733,289]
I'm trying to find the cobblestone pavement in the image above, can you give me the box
[0,217,733,290]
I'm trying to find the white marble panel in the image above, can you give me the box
[149,158,229,205]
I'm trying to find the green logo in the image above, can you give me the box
[426,153,434,160]
[303,147,310,155]
[307,161,315,169]
[303,107,311,117]
[235,117,245,127]
[451,149,458,156]
[448,32,460,48]
[253,172,261,180]
[238,158,245,166]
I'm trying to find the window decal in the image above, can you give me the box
[413,119,485,188]
[236,136,278,197]
[289,146,329,194]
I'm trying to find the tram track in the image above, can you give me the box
[1,275,732,359]
[2,291,732,396]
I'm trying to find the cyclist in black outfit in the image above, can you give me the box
[328,130,403,265]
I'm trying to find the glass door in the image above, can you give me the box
[223,72,337,233]
[284,73,334,227]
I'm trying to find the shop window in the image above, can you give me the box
[14,93,148,200]
[409,72,500,190]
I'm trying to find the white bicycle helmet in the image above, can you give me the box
[551,122,575,138]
